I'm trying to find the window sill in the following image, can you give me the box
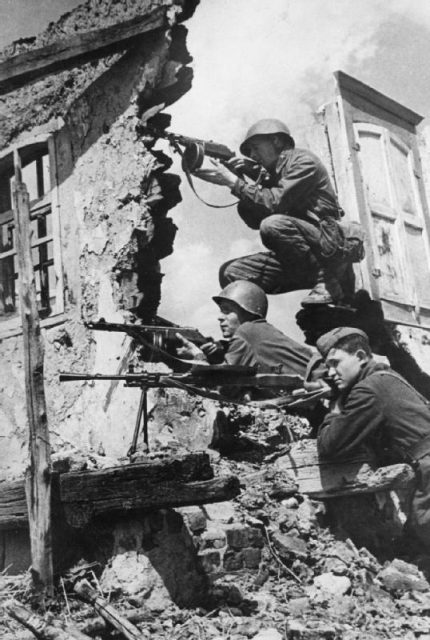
[0,311,67,340]
[381,298,430,330]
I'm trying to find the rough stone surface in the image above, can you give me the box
[272,531,308,560]
[313,572,351,596]
[253,629,283,640]
[204,501,237,524]
[378,559,430,592]
[178,506,207,533]
[98,510,207,609]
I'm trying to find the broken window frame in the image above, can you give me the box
[323,71,430,328]
[353,122,430,309]
[0,134,64,337]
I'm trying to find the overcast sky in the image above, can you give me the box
[158,0,430,341]
[2,0,430,342]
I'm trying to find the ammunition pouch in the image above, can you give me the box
[319,217,365,264]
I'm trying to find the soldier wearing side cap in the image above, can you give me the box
[316,326,430,549]
[193,119,355,307]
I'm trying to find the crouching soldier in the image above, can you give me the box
[316,326,430,550]
[176,280,312,378]
[193,118,358,306]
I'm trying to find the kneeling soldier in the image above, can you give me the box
[316,326,430,550]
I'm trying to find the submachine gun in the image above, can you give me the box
[151,128,261,178]
[85,318,226,370]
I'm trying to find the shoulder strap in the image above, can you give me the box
[368,369,430,406]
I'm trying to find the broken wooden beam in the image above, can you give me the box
[6,600,92,639]
[74,580,142,640]
[0,453,237,530]
[62,475,240,528]
[274,439,415,498]
[0,8,167,95]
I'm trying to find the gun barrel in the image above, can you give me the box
[59,373,160,383]
[60,373,123,381]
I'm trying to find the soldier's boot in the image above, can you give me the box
[301,268,344,306]
[338,262,356,306]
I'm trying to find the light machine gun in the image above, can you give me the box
[59,365,330,457]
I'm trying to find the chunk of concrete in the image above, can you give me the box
[204,501,237,523]
[253,628,283,640]
[378,559,430,592]
[272,531,308,559]
[313,572,351,596]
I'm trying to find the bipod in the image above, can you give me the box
[127,386,149,458]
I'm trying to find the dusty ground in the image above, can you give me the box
[1,410,430,640]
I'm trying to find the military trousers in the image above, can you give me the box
[219,214,327,293]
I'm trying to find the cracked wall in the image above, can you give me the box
[0,0,218,481]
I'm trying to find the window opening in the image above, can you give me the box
[0,142,58,320]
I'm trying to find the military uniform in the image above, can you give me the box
[220,147,344,294]
[225,317,312,377]
[318,359,430,548]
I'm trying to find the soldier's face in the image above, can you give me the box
[247,137,280,170]
[217,301,242,338]
[326,348,365,391]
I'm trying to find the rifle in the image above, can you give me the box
[152,128,260,177]
[86,319,226,368]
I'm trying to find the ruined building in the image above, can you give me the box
[2,0,430,622]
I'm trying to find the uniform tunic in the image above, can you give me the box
[318,359,430,547]
[224,318,311,378]
[233,147,340,227]
[220,148,345,293]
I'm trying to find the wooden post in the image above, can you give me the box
[13,152,53,595]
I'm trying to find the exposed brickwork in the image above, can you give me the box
[178,505,265,578]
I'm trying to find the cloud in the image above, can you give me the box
[171,0,390,147]
[159,0,430,343]
[159,234,264,335]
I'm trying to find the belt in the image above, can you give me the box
[408,434,430,462]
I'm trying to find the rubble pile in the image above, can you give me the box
[2,411,430,640]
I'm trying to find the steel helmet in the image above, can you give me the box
[240,118,294,156]
[213,280,268,318]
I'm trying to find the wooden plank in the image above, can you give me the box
[0,453,214,529]
[13,165,53,595]
[6,600,92,639]
[0,8,167,95]
[63,475,240,528]
[274,439,415,498]
[60,452,214,502]
[74,580,142,640]
[0,480,27,530]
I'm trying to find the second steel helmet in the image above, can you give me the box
[213,280,268,318]
[240,118,294,156]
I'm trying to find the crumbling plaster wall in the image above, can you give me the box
[0,0,222,481]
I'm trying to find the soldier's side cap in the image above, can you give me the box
[316,327,369,358]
